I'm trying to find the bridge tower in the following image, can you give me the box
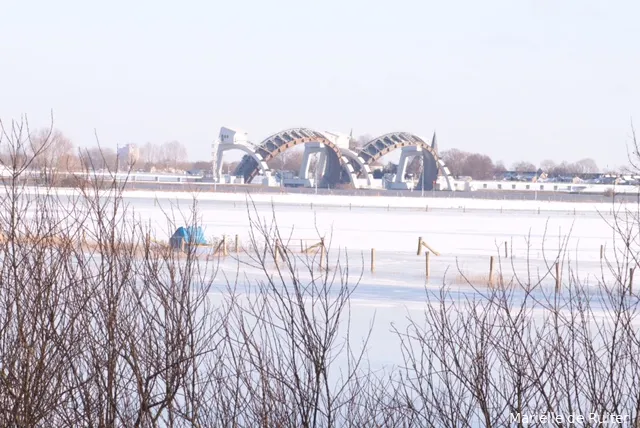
[298,131,356,187]
[212,127,269,183]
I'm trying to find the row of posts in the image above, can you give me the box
[214,235,635,294]
[369,239,635,293]
[301,203,615,216]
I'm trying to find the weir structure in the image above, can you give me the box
[212,127,454,190]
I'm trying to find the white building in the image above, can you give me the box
[117,144,140,169]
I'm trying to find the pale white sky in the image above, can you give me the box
[1,0,639,170]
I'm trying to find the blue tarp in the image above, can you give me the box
[170,226,207,248]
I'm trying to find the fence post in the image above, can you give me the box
[504,241,508,259]
[417,237,423,256]
[425,205,428,212]
[489,256,494,287]
[426,251,431,280]
[222,236,228,257]
[630,267,635,294]
[300,239,304,253]
[599,244,604,260]
[235,234,239,253]
[555,262,561,292]
[371,248,375,273]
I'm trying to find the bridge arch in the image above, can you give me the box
[215,143,268,179]
[234,128,353,188]
[339,148,373,187]
[357,132,454,191]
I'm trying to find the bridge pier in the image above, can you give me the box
[212,127,268,183]
[299,143,328,186]
[387,146,424,190]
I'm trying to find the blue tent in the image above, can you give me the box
[170,226,207,249]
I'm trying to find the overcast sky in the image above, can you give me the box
[1,0,639,169]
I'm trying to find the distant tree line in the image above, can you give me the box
[2,129,615,181]
[386,149,612,180]
[0,127,213,174]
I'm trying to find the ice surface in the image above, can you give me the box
[17,188,634,371]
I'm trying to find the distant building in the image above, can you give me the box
[117,144,140,169]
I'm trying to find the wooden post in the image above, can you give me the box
[387,204,390,211]
[300,239,304,253]
[417,237,423,256]
[504,241,508,259]
[600,244,604,260]
[555,262,561,292]
[426,252,431,280]
[538,207,540,215]
[222,236,228,257]
[319,238,325,271]
[500,206,503,214]
[630,267,635,294]
[349,203,352,211]
[371,248,375,273]
[489,256,495,287]
[235,234,239,253]
[425,205,428,212]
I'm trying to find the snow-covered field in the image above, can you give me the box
[72,190,623,367]
[30,187,623,291]
[19,187,632,297]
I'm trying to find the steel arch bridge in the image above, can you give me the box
[233,128,351,187]
[348,132,454,191]
[231,128,454,190]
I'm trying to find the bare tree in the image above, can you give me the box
[160,140,188,170]
[540,159,556,172]
[573,157,599,174]
[29,127,75,171]
[267,148,304,173]
[511,161,537,172]
[461,153,495,179]
[440,149,467,177]
[79,146,117,171]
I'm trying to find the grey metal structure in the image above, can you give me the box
[234,128,349,188]
[233,128,454,190]
[353,132,453,191]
